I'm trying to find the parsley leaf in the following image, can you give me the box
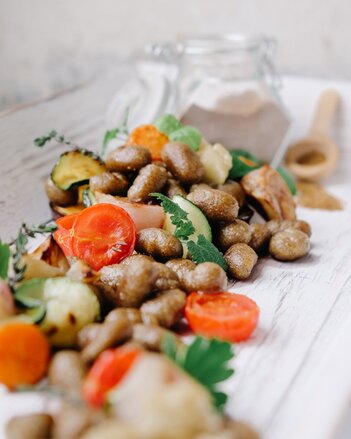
[162,335,235,411]
[0,240,10,280]
[150,193,195,240]
[187,235,228,271]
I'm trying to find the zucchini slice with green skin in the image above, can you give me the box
[15,277,100,347]
[15,279,46,324]
[51,149,107,190]
[164,195,212,256]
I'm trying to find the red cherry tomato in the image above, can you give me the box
[53,213,78,257]
[83,346,142,408]
[71,203,136,271]
[185,292,259,342]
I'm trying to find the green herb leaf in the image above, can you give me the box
[228,149,261,180]
[154,114,181,136]
[277,167,297,196]
[187,235,228,271]
[0,240,10,280]
[27,222,58,235]
[9,222,58,285]
[34,130,81,150]
[169,126,202,151]
[150,193,195,240]
[162,336,235,411]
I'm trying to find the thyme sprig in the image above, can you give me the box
[9,221,58,285]
[34,130,80,149]
[101,107,130,157]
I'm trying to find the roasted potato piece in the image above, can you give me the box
[106,145,151,172]
[266,219,312,237]
[249,223,271,253]
[164,178,187,198]
[269,228,310,261]
[217,180,246,207]
[45,177,78,206]
[185,262,228,293]
[140,289,186,328]
[187,187,239,222]
[132,324,181,351]
[48,350,87,392]
[161,142,204,185]
[128,164,168,202]
[90,172,128,195]
[165,259,196,291]
[6,414,53,439]
[81,314,133,362]
[216,220,252,251]
[105,307,142,325]
[152,262,180,291]
[136,228,183,261]
[52,403,99,439]
[99,258,158,307]
[225,243,258,280]
[241,165,296,221]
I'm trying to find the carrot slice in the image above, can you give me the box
[126,125,169,160]
[0,322,50,388]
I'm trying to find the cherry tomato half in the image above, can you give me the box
[185,292,259,342]
[72,204,136,271]
[83,346,141,408]
[53,213,78,257]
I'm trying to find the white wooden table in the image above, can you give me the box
[0,74,350,439]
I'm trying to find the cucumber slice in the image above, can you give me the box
[51,149,107,190]
[15,277,100,347]
[164,195,212,256]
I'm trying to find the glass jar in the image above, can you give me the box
[107,34,290,162]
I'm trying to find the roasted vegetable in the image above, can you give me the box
[197,142,232,185]
[15,278,100,346]
[241,165,296,221]
[51,149,107,190]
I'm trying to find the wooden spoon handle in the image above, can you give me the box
[309,89,341,136]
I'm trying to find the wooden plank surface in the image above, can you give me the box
[0,75,350,439]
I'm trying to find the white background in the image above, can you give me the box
[1,0,351,110]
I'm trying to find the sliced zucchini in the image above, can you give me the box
[15,277,100,347]
[51,149,107,190]
[164,195,212,257]
[15,279,47,324]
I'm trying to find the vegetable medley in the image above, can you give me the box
[0,113,312,439]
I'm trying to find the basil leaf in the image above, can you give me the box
[169,126,202,151]
[228,150,261,179]
[154,114,181,136]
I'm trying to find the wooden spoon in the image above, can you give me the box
[285,89,340,182]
